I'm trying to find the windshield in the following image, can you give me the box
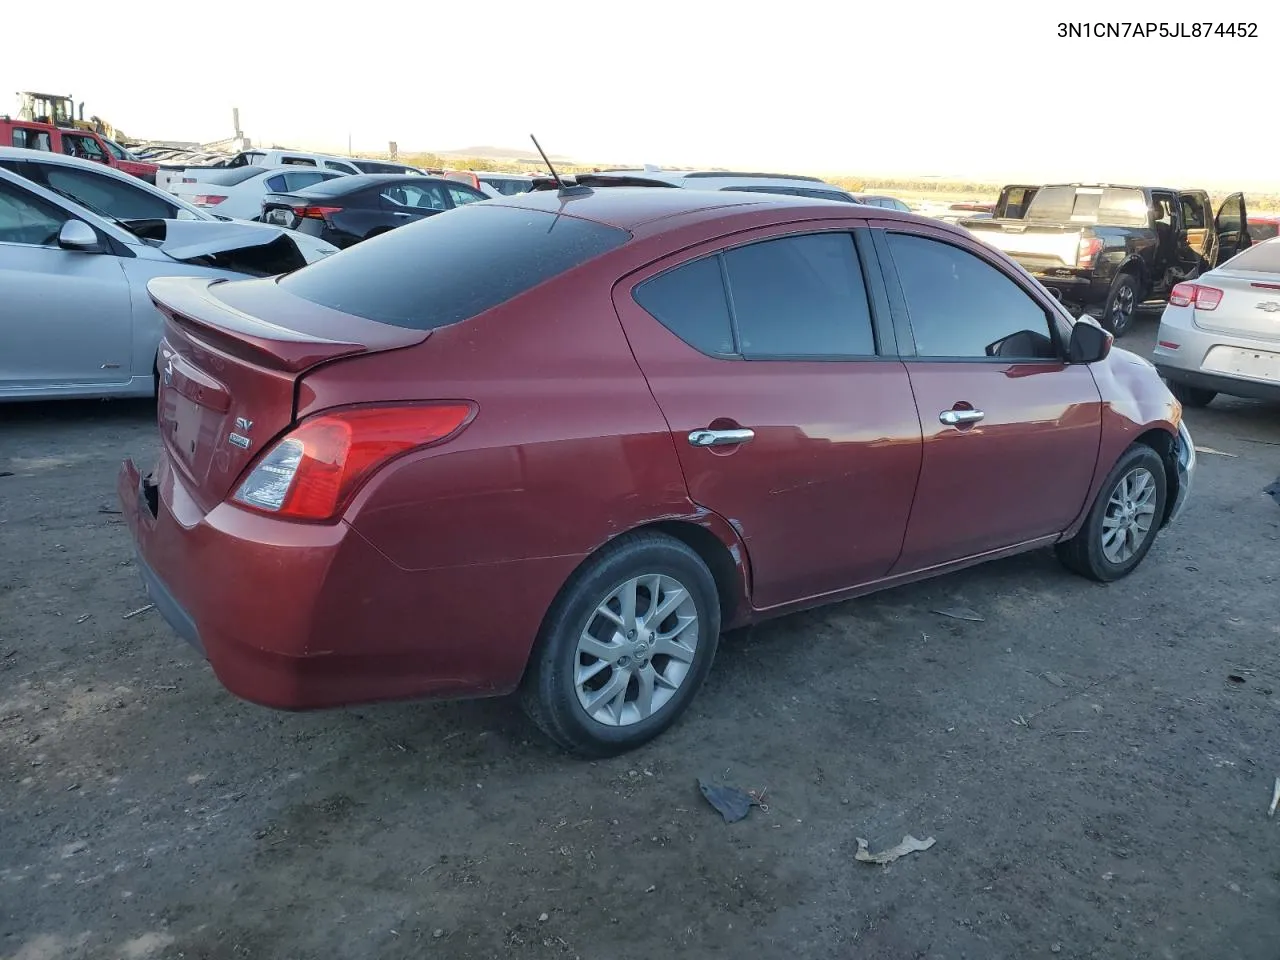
[1026,186,1149,227]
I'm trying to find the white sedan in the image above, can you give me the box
[0,163,337,403]
[169,166,347,220]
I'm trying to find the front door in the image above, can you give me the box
[872,225,1104,572]
[613,222,923,610]
[0,180,133,392]
[1210,192,1251,267]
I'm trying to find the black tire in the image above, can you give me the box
[1100,273,1140,338]
[1167,379,1216,408]
[1056,444,1168,583]
[520,532,721,758]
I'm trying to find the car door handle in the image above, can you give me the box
[939,409,985,426]
[392,211,415,217]
[688,428,755,447]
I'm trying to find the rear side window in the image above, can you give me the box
[11,127,52,151]
[634,232,877,359]
[278,205,630,330]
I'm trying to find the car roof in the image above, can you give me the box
[290,173,473,193]
[485,184,933,233]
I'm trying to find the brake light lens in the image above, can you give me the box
[232,404,474,522]
[192,195,226,206]
[1077,236,1105,269]
[1169,282,1223,311]
[293,205,343,220]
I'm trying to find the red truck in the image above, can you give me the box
[0,116,158,183]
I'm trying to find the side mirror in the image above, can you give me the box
[1068,320,1112,364]
[58,220,99,251]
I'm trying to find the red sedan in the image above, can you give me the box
[118,186,1197,756]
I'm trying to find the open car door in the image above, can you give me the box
[993,184,1039,220]
[1210,192,1251,266]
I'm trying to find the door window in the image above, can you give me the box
[62,135,107,163]
[885,232,1057,360]
[43,166,176,220]
[634,231,877,359]
[280,156,318,166]
[382,183,446,210]
[447,186,484,207]
[11,127,52,151]
[322,160,358,174]
[0,181,69,245]
[1216,197,1244,235]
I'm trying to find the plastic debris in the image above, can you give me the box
[1268,778,1280,818]
[122,604,155,620]
[1265,478,1280,507]
[854,834,936,864]
[1042,672,1068,687]
[1197,446,1237,458]
[698,779,757,823]
[933,607,984,622]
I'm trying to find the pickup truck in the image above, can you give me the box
[962,183,1251,336]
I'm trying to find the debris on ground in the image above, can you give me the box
[933,607,984,622]
[855,834,935,865]
[1197,446,1237,458]
[1265,478,1280,507]
[75,614,91,624]
[1041,672,1068,687]
[122,604,155,620]
[1268,778,1280,818]
[697,779,766,823]
[1227,675,1246,684]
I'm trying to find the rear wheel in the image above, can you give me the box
[1056,444,1167,582]
[520,532,721,757]
[1100,273,1140,338]
[1167,379,1216,408]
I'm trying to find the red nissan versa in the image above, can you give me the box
[118,186,1197,757]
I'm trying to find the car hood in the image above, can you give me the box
[128,218,338,276]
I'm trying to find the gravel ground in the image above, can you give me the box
[3,319,1279,960]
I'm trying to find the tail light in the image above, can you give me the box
[1169,282,1223,311]
[293,205,343,220]
[232,404,475,522]
[192,195,226,206]
[1076,236,1105,269]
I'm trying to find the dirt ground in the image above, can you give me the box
[3,319,1279,960]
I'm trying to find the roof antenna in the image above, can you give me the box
[531,134,591,196]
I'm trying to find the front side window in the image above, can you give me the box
[447,186,484,207]
[0,181,69,245]
[634,232,877,359]
[886,232,1057,360]
[280,156,317,167]
[62,135,106,162]
[43,166,175,220]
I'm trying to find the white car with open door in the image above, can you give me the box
[0,165,338,403]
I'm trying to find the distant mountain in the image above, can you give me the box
[437,145,572,162]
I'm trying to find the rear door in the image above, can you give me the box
[873,223,1103,572]
[0,179,133,391]
[613,222,923,610]
[1210,192,1251,266]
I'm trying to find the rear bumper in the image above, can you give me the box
[116,456,569,711]
[1153,310,1280,401]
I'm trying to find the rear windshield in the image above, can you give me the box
[1222,238,1280,273]
[277,204,631,330]
[202,166,273,186]
[1026,186,1149,227]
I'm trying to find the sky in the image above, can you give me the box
[5,0,1274,191]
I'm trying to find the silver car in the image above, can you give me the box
[0,162,338,403]
[1153,236,1280,407]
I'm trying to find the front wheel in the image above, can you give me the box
[1100,274,1140,338]
[1056,444,1168,582]
[520,532,721,757]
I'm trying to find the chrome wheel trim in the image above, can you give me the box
[1101,467,1158,564]
[574,574,700,727]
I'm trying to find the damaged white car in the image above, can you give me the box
[0,164,339,402]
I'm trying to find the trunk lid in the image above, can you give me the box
[965,221,1085,270]
[149,274,430,512]
[1193,267,1280,342]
